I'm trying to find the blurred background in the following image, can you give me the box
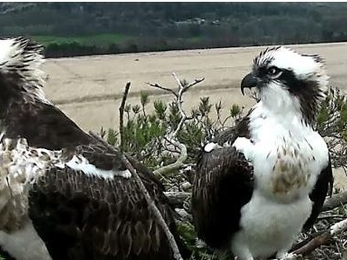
[1,2,347,58]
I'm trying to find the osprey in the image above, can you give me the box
[0,37,188,260]
[192,46,333,259]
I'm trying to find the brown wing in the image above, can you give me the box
[192,146,254,249]
[303,156,334,230]
[192,115,253,249]
[28,166,186,260]
[73,142,127,172]
[4,100,92,150]
[213,116,251,145]
[72,141,166,191]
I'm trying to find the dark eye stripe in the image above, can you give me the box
[256,66,268,77]
[276,69,301,89]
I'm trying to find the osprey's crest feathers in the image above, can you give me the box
[0,37,49,104]
[247,46,328,126]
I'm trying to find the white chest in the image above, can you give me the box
[254,135,327,201]
[231,111,329,258]
[234,113,329,202]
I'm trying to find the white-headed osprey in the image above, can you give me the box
[192,46,333,259]
[0,37,189,260]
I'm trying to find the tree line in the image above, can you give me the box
[1,2,347,57]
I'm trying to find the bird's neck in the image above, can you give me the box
[257,86,320,127]
[250,101,314,136]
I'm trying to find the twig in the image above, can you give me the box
[291,218,347,256]
[318,214,345,220]
[172,72,204,95]
[172,73,204,137]
[154,139,188,177]
[147,82,178,97]
[322,190,347,212]
[164,192,191,207]
[119,82,131,152]
[149,73,204,177]
[119,154,184,260]
[89,131,183,260]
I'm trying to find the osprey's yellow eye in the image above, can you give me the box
[267,66,282,78]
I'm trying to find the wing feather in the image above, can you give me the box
[303,156,334,230]
[192,116,253,249]
[192,146,254,249]
[28,166,184,260]
[213,116,251,145]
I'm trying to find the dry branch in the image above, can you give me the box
[322,190,347,212]
[171,73,204,137]
[88,82,184,260]
[89,131,183,260]
[154,138,187,177]
[290,218,347,257]
[117,83,183,260]
[150,73,204,177]
[172,72,205,96]
[119,154,184,260]
[146,82,178,97]
[119,82,131,152]
[164,192,191,207]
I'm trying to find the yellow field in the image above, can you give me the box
[43,42,347,132]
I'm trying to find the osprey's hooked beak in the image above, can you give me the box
[241,73,259,95]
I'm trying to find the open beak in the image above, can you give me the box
[241,73,258,95]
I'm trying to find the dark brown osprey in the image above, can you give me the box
[192,47,333,259]
[0,37,188,260]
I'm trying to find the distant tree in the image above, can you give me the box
[4,2,347,57]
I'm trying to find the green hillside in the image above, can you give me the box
[1,2,347,57]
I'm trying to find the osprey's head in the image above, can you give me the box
[241,46,328,125]
[0,37,48,103]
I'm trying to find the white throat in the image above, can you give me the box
[258,82,303,121]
